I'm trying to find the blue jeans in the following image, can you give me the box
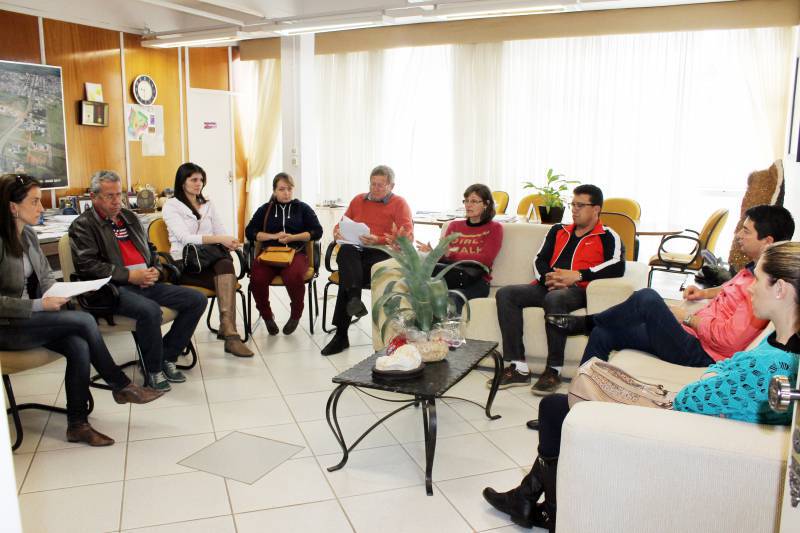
[116,283,207,373]
[0,310,130,423]
[581,288,713,367]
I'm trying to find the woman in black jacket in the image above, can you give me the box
[245,173,322,335]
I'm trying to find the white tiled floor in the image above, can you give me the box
[8,283,548,532]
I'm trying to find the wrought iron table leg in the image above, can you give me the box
[422,397,438,495]
[485,349,503,420]
[325,384,349,471]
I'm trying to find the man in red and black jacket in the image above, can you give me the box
[495,184,625,394]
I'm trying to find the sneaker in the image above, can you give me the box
[162,361,187,383]
[148,371,172,392]
[531,367,562,396]
[487,366,531,390]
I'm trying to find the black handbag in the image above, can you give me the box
[182,243,229,274]
[73,276,120,325]
[433,262,485,289]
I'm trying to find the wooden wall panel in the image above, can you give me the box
[44,19,125,195]
[188,47,229,91]
[123,34,183,193]
[0,10,41,64]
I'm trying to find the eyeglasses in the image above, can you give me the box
[569,202,596,210]
[462,199,485,206]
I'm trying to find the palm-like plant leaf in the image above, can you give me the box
[371,234,481,340]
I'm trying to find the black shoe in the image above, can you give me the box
[545,314,588,335]
[283,318,299,335]
[346,297,368,319]
[531,367,561,396]
[526,419,540,431]
[264,317,280,336]
[321,335,349,356]
[486,366,531,390]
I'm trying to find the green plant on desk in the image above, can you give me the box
[523,168,580,210]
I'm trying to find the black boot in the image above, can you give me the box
[482,469,543,527]
[530,455,558,533]
[545,314,592,335]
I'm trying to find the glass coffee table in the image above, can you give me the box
[325,339,502,495]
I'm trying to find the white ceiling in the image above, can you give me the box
[0,0,737,40]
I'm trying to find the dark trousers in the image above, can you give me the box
[582,288,713,367]
[496,284,586,368]
[116,283,207,372]
[250,252,309,320]
[451,279,490,314]
[179,257,235,290]
[332,245,389,332]
[0,310,130,423]
[538,393,570,457]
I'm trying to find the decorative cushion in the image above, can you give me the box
[728,160,784,271]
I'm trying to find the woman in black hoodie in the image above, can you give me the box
[245,173,322,335]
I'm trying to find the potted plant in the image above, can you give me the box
[523,168,579,223]
[371,234,486,362]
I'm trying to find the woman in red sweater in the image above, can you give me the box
[418,184,503,312]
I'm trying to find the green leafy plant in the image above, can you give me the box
[523,168,580,210]
[371,234,487,342]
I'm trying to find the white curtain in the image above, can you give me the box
[234,58,283,217]
[315,27,794,252]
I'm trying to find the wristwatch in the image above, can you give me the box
[576,271,583,282]
[682,313,694,327]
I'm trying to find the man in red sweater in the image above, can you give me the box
[321,165,414,355]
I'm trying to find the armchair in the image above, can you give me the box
[492,190,510,214]
[647,208,729,286]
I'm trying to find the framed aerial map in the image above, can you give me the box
[0,60,69,189]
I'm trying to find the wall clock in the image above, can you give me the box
[132,74,157,106]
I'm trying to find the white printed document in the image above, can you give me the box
[43,276,112,299]
[337,216,370,246]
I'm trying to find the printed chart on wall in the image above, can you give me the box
[125,103,164,156]
[0,60,69,189]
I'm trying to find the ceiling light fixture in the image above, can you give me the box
[436,3,567,20]
[142,29,242,48]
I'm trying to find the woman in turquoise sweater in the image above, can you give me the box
[482,240,800,532]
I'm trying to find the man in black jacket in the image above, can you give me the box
[69,170,206,392]
[494,184,625,394]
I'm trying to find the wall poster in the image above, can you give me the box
[0,60,69,189]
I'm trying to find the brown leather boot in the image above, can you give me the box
[66,422,114,446]
[214,274,254,357]
[112,382,164,405]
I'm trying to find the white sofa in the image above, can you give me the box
[557,326,790,533]
[368,222,791,531]
[371,221,649,377]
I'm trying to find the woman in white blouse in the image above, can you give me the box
[162,163,252,357]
